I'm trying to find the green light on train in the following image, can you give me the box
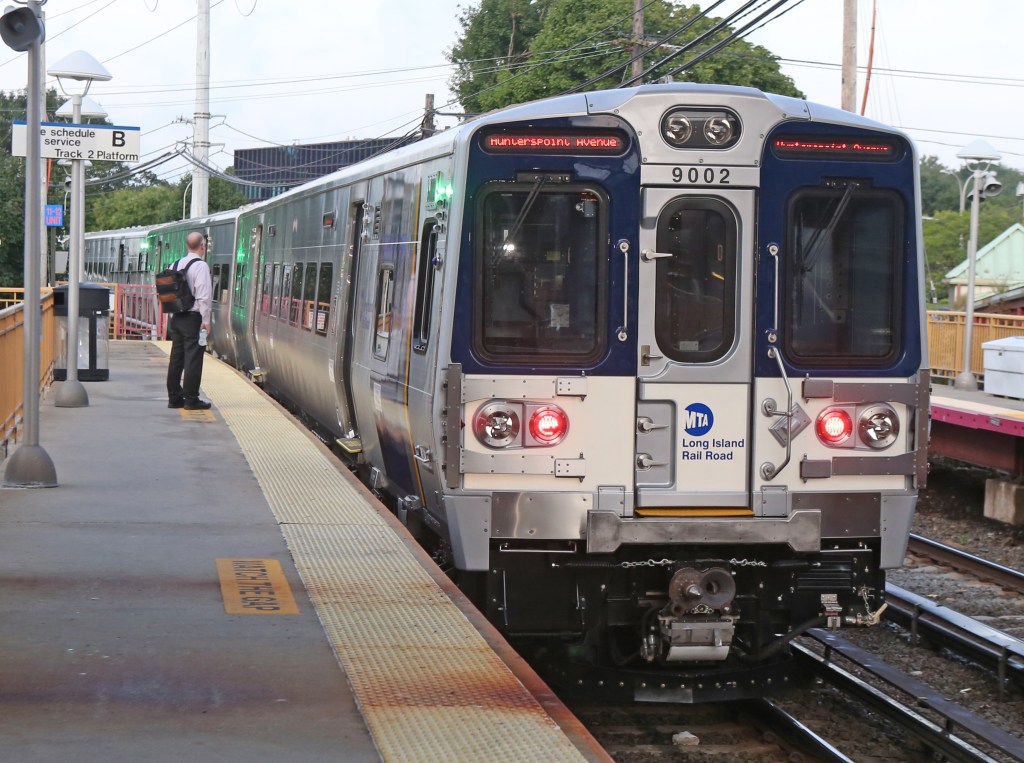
[433,177,454,205]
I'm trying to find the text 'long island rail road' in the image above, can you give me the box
[11,121,141,162]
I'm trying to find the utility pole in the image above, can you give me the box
[421,93,436,138]
[190,0,210,219]
[841,0,857,112]
[631,0,644,82]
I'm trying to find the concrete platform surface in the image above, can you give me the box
[0,342,605,763]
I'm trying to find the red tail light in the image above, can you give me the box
[529,405,568,445]
[816,408,853,445]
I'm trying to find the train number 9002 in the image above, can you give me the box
[671,166,731,184]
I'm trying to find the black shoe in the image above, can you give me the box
[184,400,212,410]
[168,399,184,409]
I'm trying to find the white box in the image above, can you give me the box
[983,336,1024,398]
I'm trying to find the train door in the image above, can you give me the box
[634,188,755,510]
[232,220,265,373]
[334,199,363,444]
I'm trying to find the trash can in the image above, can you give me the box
[53,282,110,381]
[982,336,1024,399]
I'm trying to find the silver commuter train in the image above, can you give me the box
[88,83,929,701]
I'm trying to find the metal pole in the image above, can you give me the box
[3,0,57,487]
[54,92,89,408]
[190,0,210,218]
[954,170,982,391]
[841,0,857,111]
[631,0,644,82]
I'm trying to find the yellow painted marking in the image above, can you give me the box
[216,558,300,615]
[179,408,215,421]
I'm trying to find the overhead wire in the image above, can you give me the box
[625,0,797,86]
[566,0,731,94]
[621,0,763,87]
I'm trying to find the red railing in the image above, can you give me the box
[111,283,166,340]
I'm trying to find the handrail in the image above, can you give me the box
[1,290,56,459]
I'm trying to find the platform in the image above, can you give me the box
[0,341,608,763]
[929,384,1024,476]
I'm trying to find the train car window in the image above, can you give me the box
[785,188,902,365]
[413,220,439,351]
[373,267,395,359]
[303,262,317,330]
[211,264,222,303]
[261,264,273,315]
[476,184,606,363]
[269,263,281,317]
[289,261,304,326]
[654,198,738,363]
[316,263,332,336]
[280,265,293,320]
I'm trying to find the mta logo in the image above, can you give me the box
[684,403,714,436]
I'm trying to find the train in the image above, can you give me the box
[86,83,929,702]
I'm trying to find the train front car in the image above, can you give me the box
[434,84,927,702]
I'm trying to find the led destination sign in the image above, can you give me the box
[482,131,627,155]
[772,136,899,161]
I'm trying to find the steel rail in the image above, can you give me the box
[908,534,1024,594]
[885,583,1024,691]
[739,698,857,763]
[797,629,1024,763]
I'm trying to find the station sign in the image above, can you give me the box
[11,121,141,162]
[44,204,63,227]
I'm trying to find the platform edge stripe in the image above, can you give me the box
[154,345,590,762]
[282,524,588,763]
[196,359,387,526]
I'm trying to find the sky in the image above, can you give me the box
[1,0,1022,188]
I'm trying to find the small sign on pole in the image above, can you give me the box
[44,204,63,227]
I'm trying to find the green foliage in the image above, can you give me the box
[448,0,803,114]
[87,174,247,231]
[920,154,1024,306]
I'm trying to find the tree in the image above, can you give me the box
[448,0,803,114]
[87,173,247,231]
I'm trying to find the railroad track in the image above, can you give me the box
[795,629,1024,763]
[907,533,1024,595]
[568,698,855,762]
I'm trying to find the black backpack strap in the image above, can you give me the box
[174,258,199,274]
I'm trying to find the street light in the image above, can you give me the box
[48,50,111,409]
[182,179,193,220]
[953,139,1002,391]
[1,1,57,488]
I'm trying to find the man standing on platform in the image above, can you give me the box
[166,232,213,410]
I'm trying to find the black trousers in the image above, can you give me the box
[167,311,204,403]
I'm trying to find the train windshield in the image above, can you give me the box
[476,184,606,363]
[785,187,903,365]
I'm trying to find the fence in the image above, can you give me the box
[927,311,1024,382]
[110,283,167,340]
[0,291,55,459]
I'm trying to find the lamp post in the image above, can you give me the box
[182,179,193,220]
[953,139,1002,391]
[2,1,56,487]
[48,51,112,409]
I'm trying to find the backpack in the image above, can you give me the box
[155,258,198,314]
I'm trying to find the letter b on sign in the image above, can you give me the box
[112,130,125,147]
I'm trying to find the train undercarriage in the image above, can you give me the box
[457,540,887,703]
